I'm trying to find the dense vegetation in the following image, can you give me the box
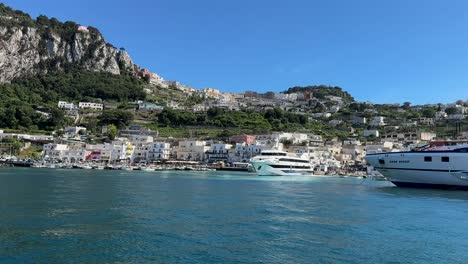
[284,85,354,102]
[156,107,309,133]
[0,70,145,131]
[0,3,36,28]
[99,109,134,129]
[10,70,146,103]
[0,3,103,45]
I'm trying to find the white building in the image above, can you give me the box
[325,95,343,102]
[342,141,365,162]
[329,105,341,113]
[350,117,367,125]
[418,117,434,126]
[206,143,232,162]
[363,130,379,138]
[64,126,87,138]
[58,101,75,110]
[255,132,309,145]
[311,113,332,119]
[85,140,135,162]
[131,143,150,163]
[308,134,324,147]
[174,140,208,161]
[126,135,154,144]
[78,102,103,110]
[329,120,343,126]
[43,143,86,162]
[148,142,171,161]
[381,132,437,143]
[401,121,418,127]
[0,132,54,142]
[365,142,395,154]
[229,143,270,162]
[370,116,386,126]
[167,101,184,110]
[435,111,447,120]
[198,88,222,99]
[192,104,207,112]
[43,143,68,160]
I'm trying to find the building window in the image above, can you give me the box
[441,157,449,162]
[424,156,432,162]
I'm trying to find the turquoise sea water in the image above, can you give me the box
[1,168,468,263]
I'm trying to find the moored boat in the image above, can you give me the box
[250,150,314,176]
[365,144,468,190]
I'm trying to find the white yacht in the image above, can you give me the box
[250,150,314,176]
[365,144,468,189]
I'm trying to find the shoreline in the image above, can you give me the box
[0,161,370,177]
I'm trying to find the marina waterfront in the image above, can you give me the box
[1,168,468,263]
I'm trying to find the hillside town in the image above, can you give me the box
[1,105,467,174]
[1,70,468,173]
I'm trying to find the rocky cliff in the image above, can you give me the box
[0,4,141,83]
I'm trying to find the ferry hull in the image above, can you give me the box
[392,181,468,190]
[378,168,468,188]
[366,152,468,190]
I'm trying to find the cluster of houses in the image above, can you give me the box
[165,89,332,113]
[3,123,462,173]
[148,81,468,129]
[58,101,104,111]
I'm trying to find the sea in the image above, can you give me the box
[1,168,468,263]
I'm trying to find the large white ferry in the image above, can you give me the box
[365,144,468,189]
[250,150,314,176]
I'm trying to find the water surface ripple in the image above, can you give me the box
[1,168,468,263]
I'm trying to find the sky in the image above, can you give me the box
[3,0,468,104]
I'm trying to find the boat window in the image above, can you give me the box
[441,157,449,162]
[279,158,310,163]
[424,156,432,162]
[270,165,311,169]
[378,159,385,165]
[261,152,286,156]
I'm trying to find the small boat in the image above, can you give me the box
[122,166,133,171]
[31,163,46,168]
[141,167,154,172]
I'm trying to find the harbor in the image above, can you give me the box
[1,1,468,263]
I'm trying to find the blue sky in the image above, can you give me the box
[3,0,468,104]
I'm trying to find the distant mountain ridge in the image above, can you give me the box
[0,3,141,83]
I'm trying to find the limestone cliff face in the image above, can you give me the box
[0,22,140,83]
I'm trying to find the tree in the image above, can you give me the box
[107,124,118,140]
[55,130,65,138]
[445,107,458,115]
[280,138,294,148]
[143,74,150,83]
[99,109,134,128]
[48,108,67,129]
[1,138,22,155]
[422,108,436,118]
